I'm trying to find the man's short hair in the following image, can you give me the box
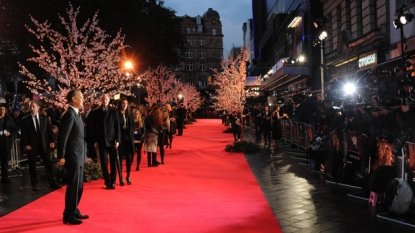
[66,89,79,103]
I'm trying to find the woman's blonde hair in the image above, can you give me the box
[133,109,143,128]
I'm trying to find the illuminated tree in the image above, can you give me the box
[142,65,180,105]
[212,48,252,139]
[19,4,129,108]
[181,83,201,119]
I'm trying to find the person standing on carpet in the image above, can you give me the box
[157,109,169,164]
[176,103,186,136]
[117,98,135,185]
[21,101,61,191]
[92,94,122,189]
[143,106,163,167]
[229,110,241,142]
[133,108,144,171]
[57,89,89,225]
[164,103,176,148]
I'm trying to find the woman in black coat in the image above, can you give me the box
[164,104,176,148]
[262,106,272,146]
[133,108,144,171]
[117,98,135,185]
[0,104,17,183]
[271,105,288,150]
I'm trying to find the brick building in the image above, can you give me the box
[175,8,224,92]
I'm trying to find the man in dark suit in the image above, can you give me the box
[21,101,61,191]
[92,94,121,189]
[57,89,89,225]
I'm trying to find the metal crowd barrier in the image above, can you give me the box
[279,119,415,228]
[8,138,26,177]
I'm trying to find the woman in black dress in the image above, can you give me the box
[133,109,144,171]
[262,106,272,146]
[272,105,288,150]
[117,98,135,185]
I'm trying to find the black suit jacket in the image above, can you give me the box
[21,113,54,153]
[83,110,94,144]
[0,115,17,151]
[57,107,87,166]
[92,107,121,148]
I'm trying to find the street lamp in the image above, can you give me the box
[393,4,414,74]
[316,30,328,100]
[124,61,133,70]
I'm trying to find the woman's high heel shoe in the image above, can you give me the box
[120,179,125,187]
[136,166,139,171]
[126,177,131,185]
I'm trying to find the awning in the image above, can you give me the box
[259,66,310,91]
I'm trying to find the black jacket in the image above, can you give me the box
[0,115,17,151]
[21,113,54,153]
[57,107,87,166]
[92,107,121,148]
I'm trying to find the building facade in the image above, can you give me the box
[250,0,415,105]
[322,0,415,101]
[175,8,224,92]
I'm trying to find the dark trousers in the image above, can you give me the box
[98,147,117,186]
[254,120,262,139]
[64,164,83,218]
[0,146,10,180]
[135,142,143,168]
[27,148,56,186]
[232,129,240,141]
[264,130,271,143]
[86,142,97,162]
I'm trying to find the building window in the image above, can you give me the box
[185,63,195,71]
[185,51,194,58]
[187,38,194,45]
[212,29,216,35]
[198,27,202,34]
[199,51,205,58]
[200,63,206,71]
[199,39,204,45]
[196,17,201,25]
[210,39,214,46]
[212,19,216,25]
[198,76,207,87]
[174,66,180,71]
[218,50,222,58]
[186,28,190,34]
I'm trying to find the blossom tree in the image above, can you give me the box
[19,4,130,108]
[180,83,201,119]
[142,65,180,105]
[211,48,252,140]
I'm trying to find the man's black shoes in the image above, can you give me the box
[63,217,83,225]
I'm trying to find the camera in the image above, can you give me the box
[392,132,407,155]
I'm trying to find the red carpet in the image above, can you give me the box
[0,119,281,233]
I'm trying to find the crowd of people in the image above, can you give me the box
[0,92,187,190]
[225,91,415,184]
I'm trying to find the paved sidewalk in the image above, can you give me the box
[242,124,415,233]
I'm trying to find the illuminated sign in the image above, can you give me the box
[358,52,377,69]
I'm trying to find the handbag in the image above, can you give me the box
[170,121,177,135]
